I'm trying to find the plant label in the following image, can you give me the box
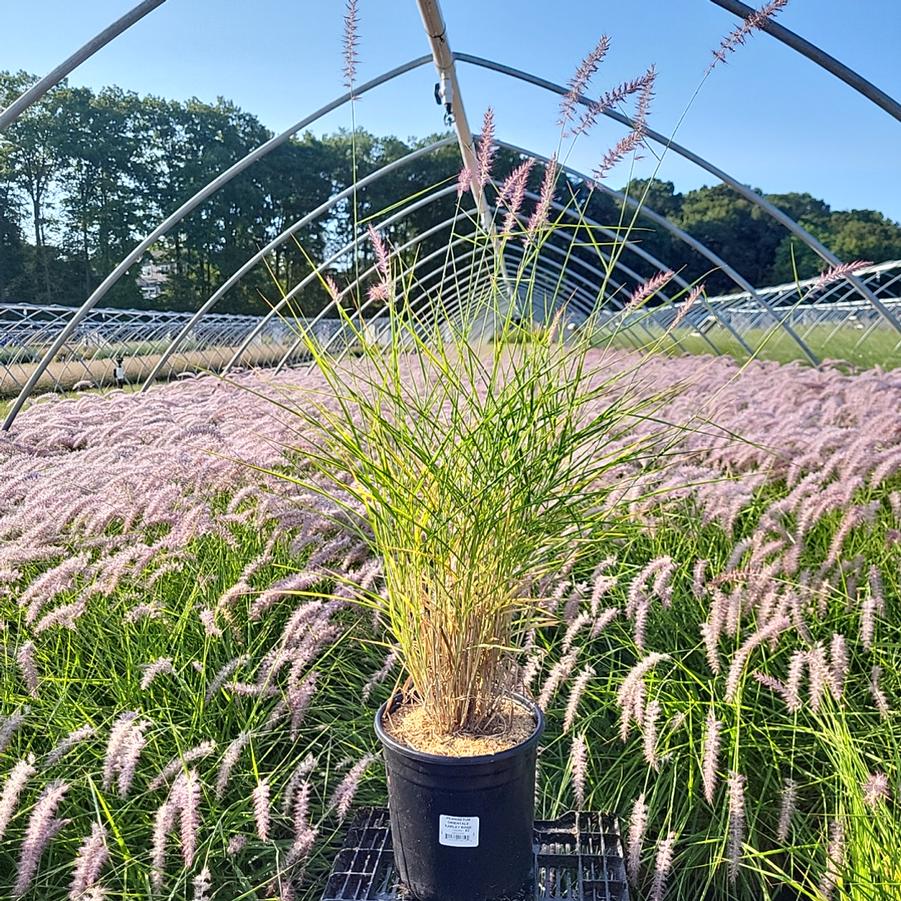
[438,814,480,847]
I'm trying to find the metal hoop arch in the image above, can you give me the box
[224,174,729,376]
[708,0,901,124]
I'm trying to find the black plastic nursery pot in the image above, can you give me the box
[374,694,545,901]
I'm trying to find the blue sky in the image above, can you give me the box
[3,0,900,219]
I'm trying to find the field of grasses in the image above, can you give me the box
[0,348,900,900]
[607,323,901,372]
[0,340,316,400]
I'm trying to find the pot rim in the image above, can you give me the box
[374,691,544,766]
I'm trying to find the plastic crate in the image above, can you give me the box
[320,808,629,901]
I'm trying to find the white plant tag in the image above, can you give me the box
[438,814,480,847]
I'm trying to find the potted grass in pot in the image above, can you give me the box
[284,238,656,901]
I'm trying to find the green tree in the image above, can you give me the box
[770,206,901,284]
[0,143,27,301]
[57,86,156,304]
[678,184,785,293]
[828,209,901,264]
[147,97,272,312]
[2,74,900,317]
[0,70,68,303]
[252,134,337,316]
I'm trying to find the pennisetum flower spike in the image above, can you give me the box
[708,0,791,72]
[559,35,611,128]
[342,0,359,90]
[727,771,746,882]
[570,734,588,808]
[627,793,648,885]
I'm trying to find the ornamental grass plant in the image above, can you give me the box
[265,0,711,745]
[271,251,668,741]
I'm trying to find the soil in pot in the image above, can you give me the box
[382,696,536,757]
[375,694,543,901]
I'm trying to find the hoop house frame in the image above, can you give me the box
[2,0,899,429]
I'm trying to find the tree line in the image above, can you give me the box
[2,70,900,315]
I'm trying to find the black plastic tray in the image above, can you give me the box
[320,808,629,901]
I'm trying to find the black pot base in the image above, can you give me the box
[320,808,630,901]
[375,695,544,901]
